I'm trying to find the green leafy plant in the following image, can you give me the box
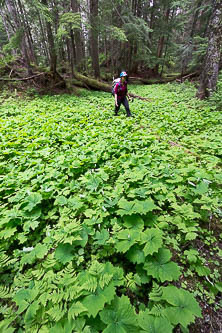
[0,82,220,331]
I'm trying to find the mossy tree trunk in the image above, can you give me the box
[196,0,222,99]
[89,0,100,79]
[41,0,57,77]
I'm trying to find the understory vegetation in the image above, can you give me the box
[0,82,221,332]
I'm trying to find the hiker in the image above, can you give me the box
[113,71,132,117]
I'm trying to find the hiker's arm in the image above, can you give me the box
[127,92,131,101]
[115,94,118,106]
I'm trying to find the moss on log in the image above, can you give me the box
[73,71,152,101]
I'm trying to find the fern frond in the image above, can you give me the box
[0,317,16,333]
[0,251,17,270]
[35,280,50,293]
[149,304,165,317]
[82,276,97,293]
[149,283,163,302]
[63,285,84,301]
[49,290,64,304]
[47,304,65,322]
[32,268,45,280]
[14,270,33,287]
[62,263,76,276]
[55,266,77,286]
[68,301,87,321]
[0,285,11,299]
[41,256,57,269]
[88,260,104,276]
[99,273,113,289]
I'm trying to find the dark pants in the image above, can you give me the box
[115,96,132,117]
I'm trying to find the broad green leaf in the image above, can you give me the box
[55,195,68,206]
[140,228,163,256]
[133,199,157,215]
[0,228,17,239]
[185,232,197,241]
[24,193,42,211]
[117,198,135,216]
[115,229,140,253]
[24,301,40,325]
[55,243,75,264]
[162,286,202,327]
[100,282,116,304]
[127,245,145,264]
[123,214,144,229]
[100,295,138,332]
[192,181,209,195]
[193,264,211,276]
[68,198,83,210]
[117,199,157,216]
[68,302,87,320]
[16,300,29,314]
[144,248,181,282]
[82,293,106,318]
[34,243,47,259]
[138,311,173,333]
[184,249,198,263]
[94,229,109,245]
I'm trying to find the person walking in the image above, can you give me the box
[114,71,132,117]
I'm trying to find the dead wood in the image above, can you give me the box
[73,71,152,101]
[168,141,198,156]
[0,73,45,81]
[129,71,199,84]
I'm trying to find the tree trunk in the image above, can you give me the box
[154,8,170,76]
[4,0,32,74]
[190,0,203,38]
[17,0,36,65]
[0,7,12,43]
[70,30,76,77]
[71,0,83,70]
[89,0,100,78]
[196,0,222,99]
[37,11,50,65]
[41,0,57,76]
[149,0,156,41]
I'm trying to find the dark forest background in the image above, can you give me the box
[0,0,221,98]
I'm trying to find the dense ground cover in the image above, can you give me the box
[0,82,221,332]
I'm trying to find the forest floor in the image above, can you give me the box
[0,82,221,332]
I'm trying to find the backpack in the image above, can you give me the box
[111,78,120,96]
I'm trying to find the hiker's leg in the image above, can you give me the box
[122,97,132,117]
[114,99,121,115]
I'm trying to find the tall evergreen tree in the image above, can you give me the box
[41,0,57,75]
[90,0,100,78]
[197,0,222,99]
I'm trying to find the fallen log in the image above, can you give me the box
[176,72,198,83]
[0,71,66,89]
[74,71,111,92]
[129,71,199,84]
[0,73,45,81]
[73,71,152,101]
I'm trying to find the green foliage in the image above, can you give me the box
[57,13,81,41]
[117,198,157,216]
[3,28,24,54]
[100,295,138,333]
[138,311,173,333]
[144,248,181,282]
[107,26,128,42]
[141,228,163,256]
[208,73,222,111]
[162,286,202,328]
[0,82,221,331]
